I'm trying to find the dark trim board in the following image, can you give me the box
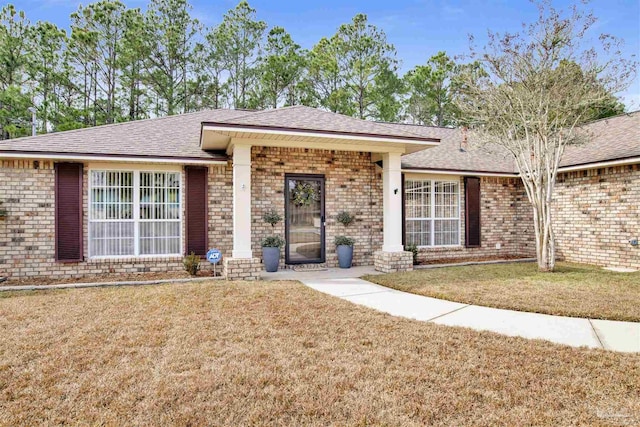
[284,173,326,265]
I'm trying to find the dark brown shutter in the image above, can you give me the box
[401,173,406,246]
[55,163,83,262]
[185,166,208,256]
[464,177,481,247]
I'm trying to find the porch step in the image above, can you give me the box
[288,263,328,272]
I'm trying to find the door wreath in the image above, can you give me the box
[291,181,319,206]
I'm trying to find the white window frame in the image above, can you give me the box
[405,178,461,248]
[88,166,183,259]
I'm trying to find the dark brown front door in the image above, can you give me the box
[285,174,325,264]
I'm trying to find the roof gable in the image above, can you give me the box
[205,105,436,141]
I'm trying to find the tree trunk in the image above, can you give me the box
[530,192,556,272]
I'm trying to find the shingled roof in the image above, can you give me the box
[0,109,252,161]
[389,124,517,174]
[0,106,440,161]
[561,111,640,168]
[204,105,436,141]
[0,106,637,171]
[397,111,640,174]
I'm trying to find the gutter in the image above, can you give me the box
[557,156,640,173]
[403,156,640,177]
[0,151,228,165]
[402,168,519,178]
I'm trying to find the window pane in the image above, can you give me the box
[139,172,180,221]
[140,172,181,255]
[139,221,181,255]
[405,179,460,246]
[434,219,459,246]
[89,222,134,257]
[90,170,180,257]
[406,219,431,247]
[405,180,431,219]
[433,181,459,219]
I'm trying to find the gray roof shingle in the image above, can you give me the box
[1,106,637,171]
[0,109,253,161]
[205,105,438,141]
[398,111,640,174]
[395,125,517,174]
[560,111,640,167]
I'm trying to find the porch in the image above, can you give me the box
[200,122,436,280]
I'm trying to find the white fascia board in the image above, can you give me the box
[0,152,226,165]
[557,157,640,173]
[401,168,519,178]
[202,124,439,146]
[402,156,640,177]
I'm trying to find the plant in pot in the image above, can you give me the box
[0,201,6,220]
[262,210,284,272]
[335,211,355,268]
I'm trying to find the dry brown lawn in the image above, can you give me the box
[1,269,218,287]
[365,262,640,322]
[1,281,639,426]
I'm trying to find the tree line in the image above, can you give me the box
[0,0,624,139]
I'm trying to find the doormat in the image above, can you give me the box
[291,264,328,272]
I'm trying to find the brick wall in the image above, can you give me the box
[553,164,640,269]
[414,175,535,263]
[4,154,635,280]
[0,159,232,280]
[251,147,383,268]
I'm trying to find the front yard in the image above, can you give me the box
[1,281,639,425]
[365,262,640,322]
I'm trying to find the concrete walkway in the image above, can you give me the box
[272,267,640,353]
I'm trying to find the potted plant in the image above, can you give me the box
[335,211,356,268]
[262,210,284,272]
[334,236,355,268]
[0,201,6,221]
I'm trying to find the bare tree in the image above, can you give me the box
[455,1,636,272]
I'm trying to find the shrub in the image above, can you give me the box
[261,236,285,248]
[262,210,282,227]
[336,211,355,227]
[334,236,355,246]
[183,252,201,276]
[405,244,419,265]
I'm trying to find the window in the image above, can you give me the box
[405,179,460,247]
[89,170,181,257]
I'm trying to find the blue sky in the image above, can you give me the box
[19,0,640,108]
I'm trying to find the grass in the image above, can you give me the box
[364,262,640,322]
[1,281,639,426]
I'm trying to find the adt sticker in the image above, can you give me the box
[206,248,222,264]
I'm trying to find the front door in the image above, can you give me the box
[285,174,325,264]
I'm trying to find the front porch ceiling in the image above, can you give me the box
[200,125,439,156]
